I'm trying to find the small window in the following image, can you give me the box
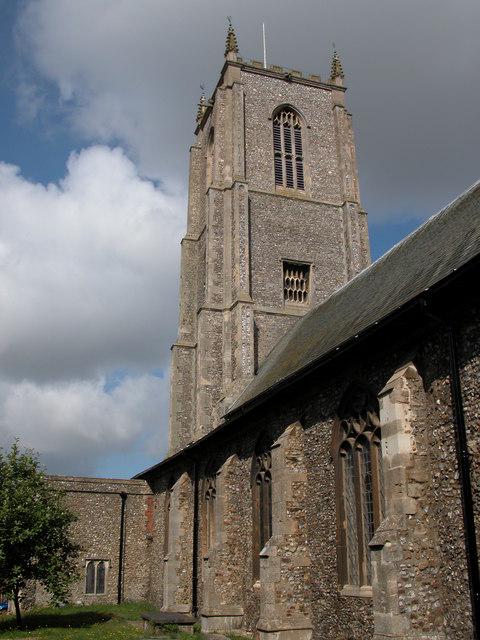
[283,262,310,305]
[85,560,108,595]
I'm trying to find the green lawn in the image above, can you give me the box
[0,601,149,639]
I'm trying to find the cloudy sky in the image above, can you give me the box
[0,0,479,478]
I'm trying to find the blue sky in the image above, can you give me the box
[0,0,478,478]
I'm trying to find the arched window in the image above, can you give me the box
[273,107,305,190]
[163,478,174,558]
[96,561,106,594]
[335,383,385,589]
[85,560,95,594]
[252,433,273,581]
[203,465,217,553]
[85,560,108,595]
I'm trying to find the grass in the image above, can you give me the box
[0,601,148,639]
[0,603,255,640]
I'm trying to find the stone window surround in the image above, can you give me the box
[84,559,109,595]
[283,260,311,305]
[201,463,221,560]
[269,104,312,197]
[280,258,314,310]
[333,381,385,599]
[252,434,274,583]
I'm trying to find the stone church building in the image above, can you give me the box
[37,24,480,640]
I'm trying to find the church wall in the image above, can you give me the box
[414,308,480,640]
[249,192,347,310]
[242,72,341,204]
[35,476,152,607]
[458,306,480,557]
[147,476,170,608]
[148,463,195,613]
[253,312,298,370]
[247,191,349,370]
[153,306,477,639]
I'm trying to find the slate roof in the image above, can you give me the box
[227,180,480,416]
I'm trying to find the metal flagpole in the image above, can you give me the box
[262,23,267,69]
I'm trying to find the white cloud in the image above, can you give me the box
[0,373,168,476]
[0,145,183,381]
[14,0,480,216]
[0,145,183,474]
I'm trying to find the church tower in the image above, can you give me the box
[169,25,370,453]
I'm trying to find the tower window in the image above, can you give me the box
[283,262,310,305]
[273,108,305,190]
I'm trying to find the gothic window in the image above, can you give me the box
[283,261,310,305]
[252,433,273,581]
[96,561,106,594]
[273,107,305,190]
[85,560,107,595]
[163,478,174,558]
[85,561,95,594]
[335,383,385,589]
[203,465,217,553]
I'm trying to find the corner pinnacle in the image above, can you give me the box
[225,17,239,59]
[330,45,345,82]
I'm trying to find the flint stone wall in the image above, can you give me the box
[148,307,477,640]
[34,476,152,607]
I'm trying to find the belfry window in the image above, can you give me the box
[283,261,310,305]
[85,560,107,595]
[335,383,385,589]
[252,434,273,581]
[273,107,305,190]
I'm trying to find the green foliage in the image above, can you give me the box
[192,622,202,634]
[161,622,180,633]
[0,441,80,619]
[226,633,253,640]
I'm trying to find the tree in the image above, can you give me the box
[0,441,79,628]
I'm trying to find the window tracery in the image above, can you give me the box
[203,467,217,553]
[252,434,273,581]
[163,478,174,558]
[283,261,310,305]
[273,107,305,190]
[335,383,385,589]
[85,560,107,595]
